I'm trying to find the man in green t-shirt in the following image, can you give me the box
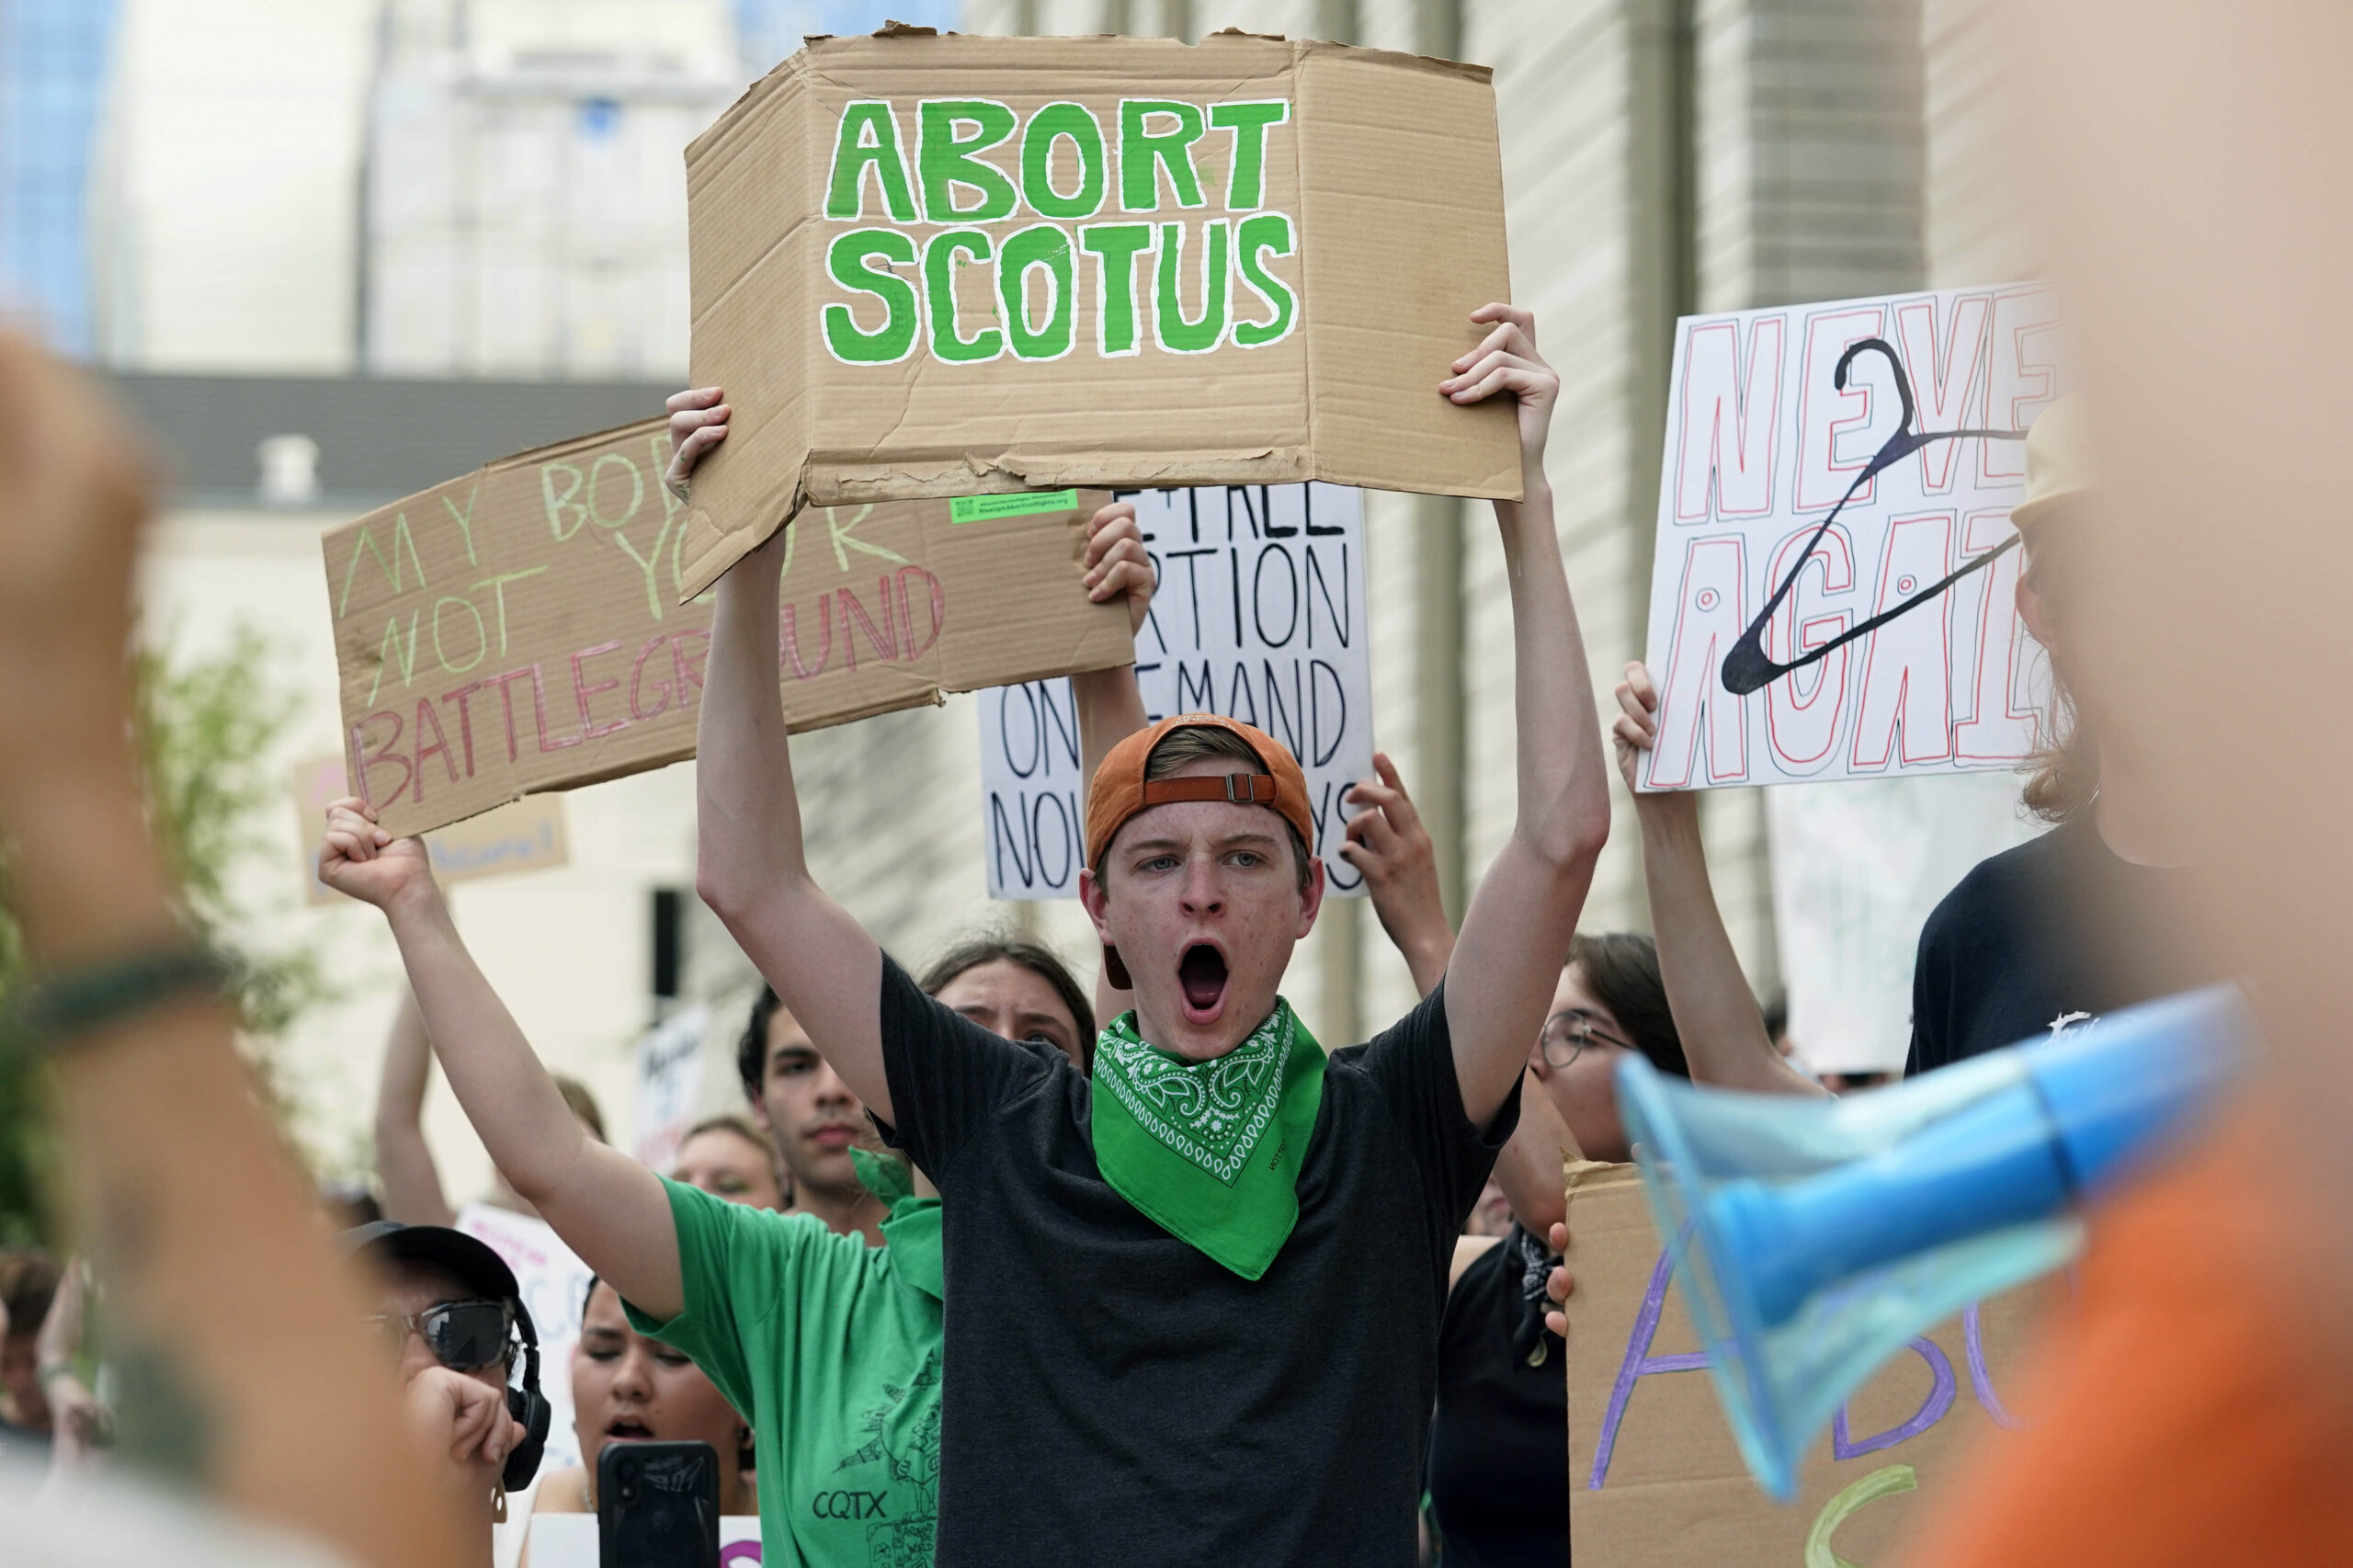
[317,501,1157,1568]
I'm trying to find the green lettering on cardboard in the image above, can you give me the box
[645,430,689,598]
[431,595,487,674]
[919,99,1018,222]
[439,483,482,567]
[336,512,429,619]
[949,489,1079,523]
[999,223,1076,361]
[1209,100,1289,209]
[1080,222,1155,357]
[825,100,918,222]
[1021,102,1107,219]
[826,504,908,574]
[1120,100,1207,211]
[1233,211,1298,347]
[1155,219,1231,354]
[1803,1464,1918,1568]
[541,462,589,541]
[611,511,678,621]
[924,229,1002,363]
[471,566,550,655]
[824,229,920,364]
[587,451,643,530]
[368,609,421,706]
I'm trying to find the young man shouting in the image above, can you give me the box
[686,303,1608,1567]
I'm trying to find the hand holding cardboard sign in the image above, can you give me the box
[1543,1220,1575,1338]
[664,385,730,498]
[1444,304,1557,476]
[1080,503,1156,635]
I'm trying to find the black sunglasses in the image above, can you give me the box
[369,1299,512,1373]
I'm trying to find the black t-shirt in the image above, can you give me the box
[1427,1224,1566,1568]
[1907,813,2208,1076]
[874,957,1520,1568]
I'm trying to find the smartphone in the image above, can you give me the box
[597,1438,720,1568]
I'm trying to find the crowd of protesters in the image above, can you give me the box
[0,231,2311,1568]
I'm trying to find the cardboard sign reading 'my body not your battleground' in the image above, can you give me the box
[324,419,1132,838]
[671,27,1520,597]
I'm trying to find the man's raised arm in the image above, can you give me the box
[320,801,689,1320]
[670,389,892,1117]
[1438,306,1614,1127]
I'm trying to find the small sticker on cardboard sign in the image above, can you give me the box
[950,490,1082,524]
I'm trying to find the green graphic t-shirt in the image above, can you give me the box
[624,1177,944,1568]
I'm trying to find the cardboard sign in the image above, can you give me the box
[323,418,1133,837]
[527,1515,760,1565]
[1638,283,2061,790]
[672,27,1519,597]
[976,483,1371,899]
[1568,1165,2050,1567]
[291,755,569,904]
[457,1203,597,1475]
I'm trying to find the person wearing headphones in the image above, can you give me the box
[345,1221,548,1566]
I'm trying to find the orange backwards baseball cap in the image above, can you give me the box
[1085,713,1316,877]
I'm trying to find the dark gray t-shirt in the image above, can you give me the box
[874,957,1518,1568]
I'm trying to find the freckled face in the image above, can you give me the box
[1080,758,1324,1062]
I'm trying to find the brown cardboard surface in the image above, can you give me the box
[1566,1164,2053,1568]
[324,418,1131,838]
[673,28,1518,597]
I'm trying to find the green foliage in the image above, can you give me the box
[0,621,329,1245]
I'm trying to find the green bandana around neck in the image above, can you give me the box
[1089,998,1327,1280]
[849,1146,943,1302]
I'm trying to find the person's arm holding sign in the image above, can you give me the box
[671,388,1158,1097]
[1436,307,1615,1127]
[1612,662,1823,1098]
[319,812,689,1321]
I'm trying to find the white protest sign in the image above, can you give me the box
[526,1514,760,1565]
[456,1202,597,1473]
[1640,283,2061,790]
[632,1004,712,1172]
[977,483,1371,900]
[1768,774,2043,1074]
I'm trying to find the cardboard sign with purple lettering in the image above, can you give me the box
[1568,1163,2051,1567]
[1637,283,2063,790]
[323,419,1132,838]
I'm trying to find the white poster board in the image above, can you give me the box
[1768,774,2044,1074]
[456,1203,597,1473]
[527,1513,761,1565]
[977,483,1372,899]
[632,1004,713,1172]
[1639,283,2061,790]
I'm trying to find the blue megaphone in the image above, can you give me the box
[1613,985,2254,1501]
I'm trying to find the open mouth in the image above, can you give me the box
[607,1418,654,1440]
[1177,943,1230,1022]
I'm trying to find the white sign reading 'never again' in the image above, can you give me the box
[978,483,1372,900]
[1640,282,2060,790]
